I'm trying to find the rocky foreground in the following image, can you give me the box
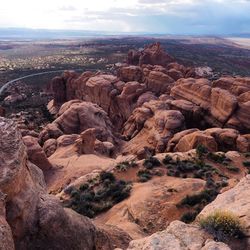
[1,43,250,249]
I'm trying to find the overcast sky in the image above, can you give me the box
[1,0,250,34]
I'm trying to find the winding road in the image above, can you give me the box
[0,69,85,96]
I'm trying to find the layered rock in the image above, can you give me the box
[0,117,131,250]
[122,100,185,154]
[198,175,250,247]
[127,42,174,67]
[127,221,230,250]
[39,101,115,146]
[167,128,249,152]
[23,135,53,171]
[170,77,250,132]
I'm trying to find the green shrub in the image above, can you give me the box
[226,165,239,172]
[162,155,174,164]
[199,211,244,241]
[207,152,227,164]
[137,169,152,182]
[243,161,250,167]
[116,160,137,172]
[196,144,208,159]
[181,211,198,223]
[143,156,161,169]
[67,171,132,218]
[179,189,218,207]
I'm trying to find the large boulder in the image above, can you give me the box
[23,135,53,171]
[211,88,237,123]
[39,101,115,146]
[127,220,230,250]
[0,117,131,250]
[170,78,211,110]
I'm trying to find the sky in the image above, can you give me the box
[0,0,250,35]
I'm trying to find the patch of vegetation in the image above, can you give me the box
[199,211,244,242]
[137,169,152,182]
[143,156,161,169]
[181,211,198,224]
[226,165,240,172]
[196,144,208,159]
[243,161,250,167]
[179,189,218,207]
[207,152,230,164]
[244,152,250,158]
[66,171,132,218]
[116,160,137,172]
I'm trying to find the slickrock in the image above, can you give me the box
[213,77,250,96]
[23,135,53,171]
[118,65,143,82]
[198,175,250,247]
[39,101,115,146]
[0,192,15,250]
[95,177,206,239]
[145,70,174,94]
[127,221,230,250]
[211,88,238,123]
[123,100,185,154]
[174,131,218,152]
[170,78,211,110]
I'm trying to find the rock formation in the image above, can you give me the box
[0,117,131,250]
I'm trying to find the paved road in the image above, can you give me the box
[0,69,85,96]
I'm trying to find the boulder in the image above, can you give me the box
[211,88,237,123]
[171,78,211,110]
[174,131,218,152]
[23,136,53,171]
[127,220,230,250]
[118,66,143,82]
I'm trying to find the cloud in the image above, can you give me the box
[0,0,250,34]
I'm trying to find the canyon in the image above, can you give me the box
[0,42,250,250]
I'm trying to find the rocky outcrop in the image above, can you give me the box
[0,117,131,250]
[127,42,174,67]
[174,131,218,152]
[167,128,249,152]
[23,135,53,171]
[118,65,143,82]
[211,88,237,123]
[170,77,250,132]
[123,100,185,154]
[198,175,250,247]
[171,78,211,110]
[40,101,115,146]
[127,221,230,250]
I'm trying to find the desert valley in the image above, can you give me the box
[0,36,250,250]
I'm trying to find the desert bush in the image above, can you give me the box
[181,211,198,223]
[68,171,132,218]
[226,165,239,172]
[196,144,208,159]
[207,152,228,164]
[199,211,244,241]
[116,160,137,172]
[143,156,161,169]
[162,155,174,164]
[137,169,152,182]
[179,189,218,207]
[243,161,250,167]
